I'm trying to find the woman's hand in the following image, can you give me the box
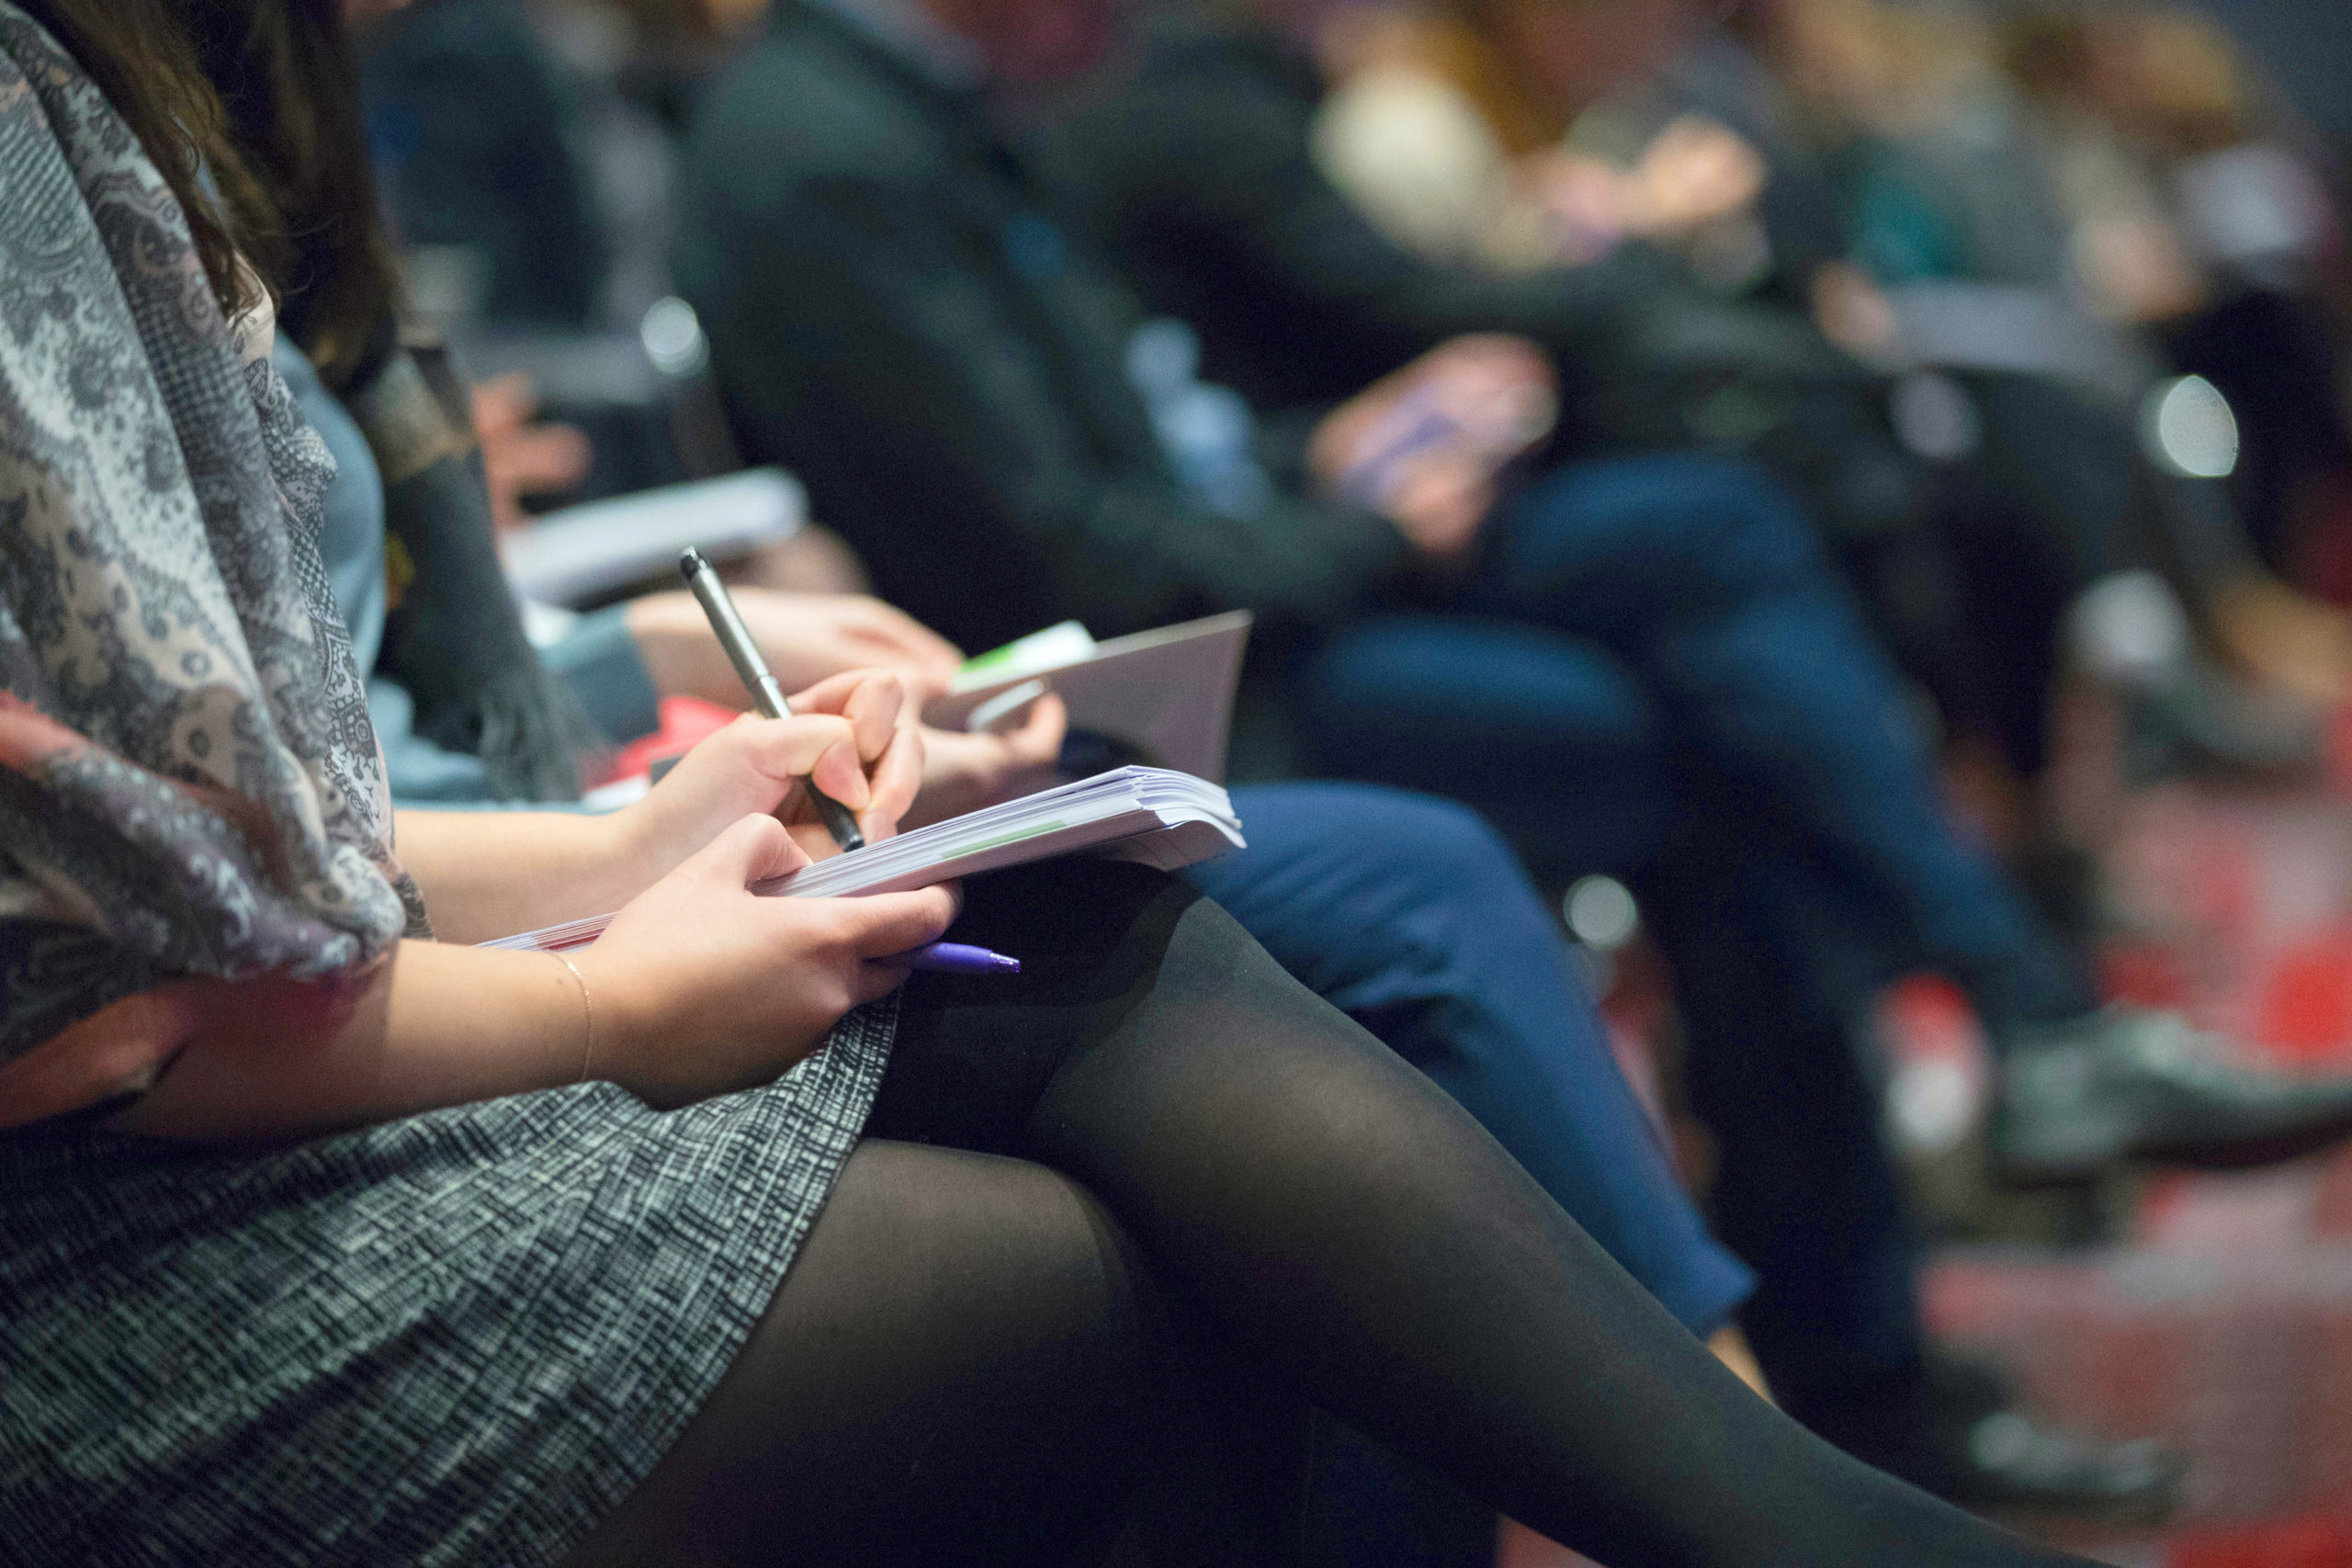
[471,372,593,532]
[581,815,960,1109]
[628,588,967,705]
[1621,115,1764,239]
[615,669,925,886]
[903,693,1069,829]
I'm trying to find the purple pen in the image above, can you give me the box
[891,942,1022,976]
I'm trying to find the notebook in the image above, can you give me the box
[481,766,1245,953]
[924,611,1252,784]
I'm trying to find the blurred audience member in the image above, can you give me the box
[2004,5,2352,581]
[1041,0,2349,797]
[1308,0,1750,276]
[1726,0,2352,706]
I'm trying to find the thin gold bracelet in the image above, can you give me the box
[548,950,594,1085]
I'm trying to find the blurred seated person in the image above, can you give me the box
[1309,0,1763,277]
[1035,0,2349,801]
[672,0,2352,1512]
[2002,3,2352,589]
[1721,0,2352,709]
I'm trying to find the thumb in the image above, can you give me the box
[1003,692,1069,765]
[684,813,813,890]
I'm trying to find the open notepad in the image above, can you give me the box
[481,767,1246,953]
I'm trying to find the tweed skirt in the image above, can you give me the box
[0,997,899,1568]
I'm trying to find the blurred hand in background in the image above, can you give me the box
[471,372,594,532]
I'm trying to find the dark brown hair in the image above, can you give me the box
[17,0,277,324]
[21,0,402,390]
[186,0,404,389]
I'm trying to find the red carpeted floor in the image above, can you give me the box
[1507,770,2352,1568]
[1930,777,2352,1565]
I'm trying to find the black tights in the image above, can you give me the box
[565,863,2085,1568]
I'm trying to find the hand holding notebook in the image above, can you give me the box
[547,810,962,1108]
[485,767,1244,954]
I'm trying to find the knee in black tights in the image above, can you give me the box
[562,1140,1161,1568]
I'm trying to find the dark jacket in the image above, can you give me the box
[673,2,1406,654]
[1030,14,1857,431]
[363,0,606,328]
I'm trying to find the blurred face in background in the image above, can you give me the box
[1482,0,1707,116]
[931,0,1122,86]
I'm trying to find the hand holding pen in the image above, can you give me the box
[681,547,871,852]
[671,549,1018,976]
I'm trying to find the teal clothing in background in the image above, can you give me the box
[273,338,661,803]
[273,338,387,669]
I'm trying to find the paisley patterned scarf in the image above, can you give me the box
[0,4,416,1126]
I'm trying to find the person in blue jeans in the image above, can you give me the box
[1300,451,2095,1039]
[1294,456,2165,1501]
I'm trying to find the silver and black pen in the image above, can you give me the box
[677,547,866,853]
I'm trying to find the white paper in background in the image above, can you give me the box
[1883,281,2154,399]
[2174,142,2327,277]
[503,468,806,605]
[925,611,1252,784]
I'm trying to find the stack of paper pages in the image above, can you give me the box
[482,766,1245,953]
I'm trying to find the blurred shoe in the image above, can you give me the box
[2124,659,2320,784]
[1802,1357,2182,1523]
[1994,1006,2352,1184]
